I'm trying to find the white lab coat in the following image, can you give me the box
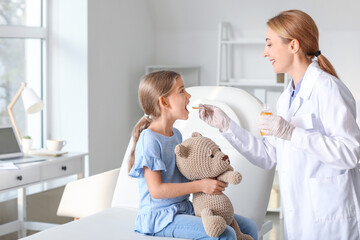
[222,61,360,240]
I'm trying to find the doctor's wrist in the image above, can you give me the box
[219,118,232,132]
[288,126,295,141]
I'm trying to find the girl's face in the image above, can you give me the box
[263,27,293,74]
[165,77,191,120]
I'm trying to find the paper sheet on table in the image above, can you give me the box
[29,149,68,157]
[0,162,19,170]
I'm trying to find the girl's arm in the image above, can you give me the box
[143,167,227,199]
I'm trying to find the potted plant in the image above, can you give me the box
[22,136,32,153]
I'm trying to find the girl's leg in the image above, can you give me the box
[154,214,237,240]
[233,214,258,240]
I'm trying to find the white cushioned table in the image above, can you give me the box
[21,207,186,240]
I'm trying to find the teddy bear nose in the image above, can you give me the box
[222,155,229,161]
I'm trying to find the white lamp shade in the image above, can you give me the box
[21,88,44,114]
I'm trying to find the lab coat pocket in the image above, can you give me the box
[291,113,314,130]
[308,171,356,222]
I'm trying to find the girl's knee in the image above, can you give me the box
[218,226,236,240]
[234,214,258,240]
[246,219,258,240]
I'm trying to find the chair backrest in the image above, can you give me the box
[112,86,275,229]
[58,168,120,218]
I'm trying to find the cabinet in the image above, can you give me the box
[217,22,285,216]
[217,22,289,109]
[0,167,41,190]
[145,65,201,87]
[0,153,87,238]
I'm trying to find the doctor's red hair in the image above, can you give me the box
[267,9,339,79]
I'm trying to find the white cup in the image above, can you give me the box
[46,139,67,151]
[22,138,33,153]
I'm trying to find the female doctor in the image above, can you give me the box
[199,10,360,240]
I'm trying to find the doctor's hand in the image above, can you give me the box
[199,104,230,132]
[258,114,295,141]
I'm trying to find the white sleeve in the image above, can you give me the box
[221,119,277,170]
[291,81,360,169]
[291,126,360,169]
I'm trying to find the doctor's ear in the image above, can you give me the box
[289,39,300,54]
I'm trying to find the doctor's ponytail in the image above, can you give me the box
[267,10,339,79]
[128,71,180,173]
[316,54,339,79]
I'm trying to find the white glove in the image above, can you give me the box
[199,104,230,132]
[258,114,295,140]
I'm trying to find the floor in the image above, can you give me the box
[263,212,285,240]
[0,187,71,240]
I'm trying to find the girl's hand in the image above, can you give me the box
[144,167,228,198]
[199,178,228,195]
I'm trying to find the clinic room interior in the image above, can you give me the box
[1,0,360,240]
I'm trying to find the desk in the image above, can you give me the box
[0,152,87,238]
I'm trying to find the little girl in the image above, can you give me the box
[128,71,258,240]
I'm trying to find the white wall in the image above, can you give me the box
[49,1,360,175]
[47,0,88,153]
[148,0,360,99]
[47,0,155,176]
[88,0,155,175]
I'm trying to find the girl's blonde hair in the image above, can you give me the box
[128,71,181,172]
[267,9,339,79]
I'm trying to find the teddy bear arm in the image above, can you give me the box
[226,165,234,171]
[217,170,242,185]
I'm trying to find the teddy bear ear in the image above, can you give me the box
[175,144,189,158]
[192,132,203,138]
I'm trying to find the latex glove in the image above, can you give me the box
[258,114,295,140]
[199,104,230,132]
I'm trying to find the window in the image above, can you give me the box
[0,0,46,148]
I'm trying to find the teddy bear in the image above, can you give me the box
[175,132,253,240]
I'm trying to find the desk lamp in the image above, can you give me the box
[7,82,44,140]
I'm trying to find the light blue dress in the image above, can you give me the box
[129,128,194,235]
